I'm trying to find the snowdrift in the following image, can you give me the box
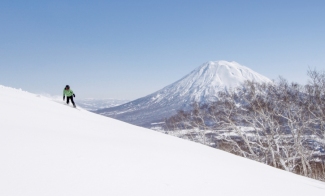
[0,85,324,196]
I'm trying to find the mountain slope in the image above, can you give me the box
[0,85,324,196]
[96,61,272,127]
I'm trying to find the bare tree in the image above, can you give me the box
[164,69,325,181]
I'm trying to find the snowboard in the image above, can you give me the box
[63,103,80,110]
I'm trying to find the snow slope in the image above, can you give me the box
[96,61,272,127]
[1,85,324,196]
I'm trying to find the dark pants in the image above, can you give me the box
[66,96,75,106]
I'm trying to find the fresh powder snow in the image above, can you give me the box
[96,60,272,127]
[0,85,324,196]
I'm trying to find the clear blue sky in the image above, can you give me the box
[1,0,325,99]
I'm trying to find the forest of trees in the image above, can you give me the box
[164,69,325,181]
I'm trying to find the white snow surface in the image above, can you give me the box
[1,85,324,196]
[97,61,272,127]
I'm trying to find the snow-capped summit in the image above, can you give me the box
[159,60,271,103]
[96,61,272,127]
[194,60,271,90]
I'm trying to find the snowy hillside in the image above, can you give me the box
[0,85,324,196]
[96,61,272,127]
[0,86,325,196]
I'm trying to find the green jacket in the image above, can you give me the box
[63,89,74,97]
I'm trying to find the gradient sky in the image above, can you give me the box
[1,0,325,99]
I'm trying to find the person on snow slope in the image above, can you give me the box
[63,85,76,108]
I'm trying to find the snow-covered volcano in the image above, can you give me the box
[96,61,272,127]
[1,85,325,195]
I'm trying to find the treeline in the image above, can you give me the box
[164,69,325,181]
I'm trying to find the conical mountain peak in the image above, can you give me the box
[97,60,271,127]
[176,60,271,96]
[197,60,242,70]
